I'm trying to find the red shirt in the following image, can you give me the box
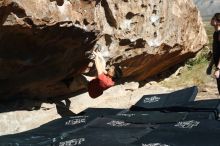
[88,73,115,98]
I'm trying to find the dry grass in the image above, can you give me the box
[160,21,215,89]
[160,61,213,88]
[204,21,215,48]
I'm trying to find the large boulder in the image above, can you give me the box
[0,0,207,100]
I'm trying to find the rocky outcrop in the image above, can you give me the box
[0,0,207,100]
[193,0,220,20]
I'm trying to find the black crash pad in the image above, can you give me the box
[133,120,220,146]
[54,117,154,146]
[109,111,216,124]
[1,87,220,146]
[130,86,197,111]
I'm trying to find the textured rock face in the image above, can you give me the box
[0,0,207,99]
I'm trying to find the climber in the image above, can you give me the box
[87,46,123,98]
[62,44,123,98]
[211,13,220,94]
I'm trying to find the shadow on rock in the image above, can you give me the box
[0,88,87,116]
[0,98,42,113]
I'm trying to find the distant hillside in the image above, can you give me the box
[193,0,220,21]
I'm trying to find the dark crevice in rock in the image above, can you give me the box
[160,17,165,23]
[154,32,157,37]
[23,17,35,26]
[141,4,148,8]
[75,20,80,25]
[101,0,117,28]
[49,0,64,6]
[10,3,26,18]
[114,56,123,62]
[0,2,26,25]
[83,19,90,25]
[126,12,135,19]
[95,0,102,5]
[152,9,157,14]
[119,39,131,46]
[104,34,112,46]
[126,39,146,48]
[114,4,119,10]
[134,38,146,48]
[161,43,183,51]
[126,12,142,20]
[125,48,133,51]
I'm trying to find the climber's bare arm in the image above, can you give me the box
[94,52,107,75]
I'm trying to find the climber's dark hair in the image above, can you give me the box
[214,13,220,22]
[112,65,123,81]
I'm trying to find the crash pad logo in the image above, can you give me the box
[59,138,85,146]
[65,116,87,126]
[107,120,131,127]
[117,113,135,117]
[174,120,200,129]
[143,96,160,103]
[142,143,169,146]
